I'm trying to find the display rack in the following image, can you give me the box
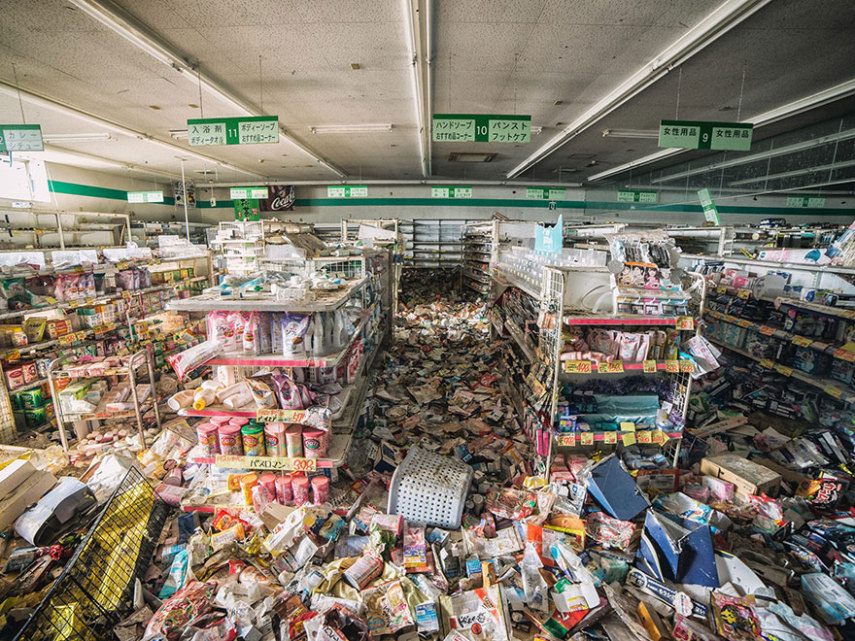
[461,222,494,296]
[48,348,161,452]
[491,223,704,475]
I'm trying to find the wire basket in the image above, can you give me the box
[387,446,473,529]
[13,466,171,641]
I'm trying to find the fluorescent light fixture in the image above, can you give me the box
[68,0,347,178]
[602,128,659,139]
[651,127,855,184]
[310,124,393,135]
[403,0,431,177]
[589,77,855,183]
[507,0,772,178]
[728,157,855,186]
[42,133,116,143]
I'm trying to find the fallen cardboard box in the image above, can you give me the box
[699,454,781,500]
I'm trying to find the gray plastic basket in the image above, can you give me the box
[387,446,473,529]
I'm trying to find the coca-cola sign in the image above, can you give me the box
[260,184,295,211]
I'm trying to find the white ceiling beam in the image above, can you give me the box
[506,0,774,179]
[728,158,855,186]
[0,81,263,178]
[403,0,432,177]
[589,77,855,183]
[38,145,179,180]
[67,0,347,178]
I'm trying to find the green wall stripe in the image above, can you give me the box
[48,180,175,205]
[45,180,850,217]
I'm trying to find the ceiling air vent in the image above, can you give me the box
[448,152,497,163]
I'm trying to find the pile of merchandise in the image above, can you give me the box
[2,281,855,641]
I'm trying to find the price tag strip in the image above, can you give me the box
[554,429,679,447]
[256,407,331,430]
[214,454,317,472]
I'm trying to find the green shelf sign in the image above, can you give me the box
[187,116,278,146]
[659,120,753,151]
[0,124,43,152]
[698,188,720,225]
[127,190,164,204]
[526,187,566,200]
[432,114,530,143]
[431,186,472,198]
[230,187,269,200]
[786,195,825,208]
[617,190,657,204]
[327,186,368,198]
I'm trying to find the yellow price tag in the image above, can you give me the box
[602,360,624,374]
[677,316,695,331]
[6,349,20,361]
[558,434,576,447]
[637,431,652,444]
[564,360,593,374]
[737,289,750,299]
[736,319,752,328]
[679,360,695,373]
[759,326,776,336]
[824,384,844,400]
[622,433,637,446]
[759,359,774,369]
[716,285,727,294]
[723,315,737,324]
[45,296,57,305]
[620,421,636,432]
[604,431,618,445]
[643,360,657,373]
[775,364,793,377]
[665,360,679,373]
[833,347,855,362]
[792,336,812,348]
[580,432,594,446]
[656,431,670,445]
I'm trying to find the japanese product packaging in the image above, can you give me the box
[440,586,512,641]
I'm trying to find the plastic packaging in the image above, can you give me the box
[167,389,194,411]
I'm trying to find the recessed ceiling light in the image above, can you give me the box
[149,105,161,110]
[311,124,392,134]
[448,152,496,163]
[556,122,565,126]
[188,103,199,108]
[350,63,361,70]
[554,100,564,106]
[718,105,735,111]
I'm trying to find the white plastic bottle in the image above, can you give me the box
[312,313,327,356]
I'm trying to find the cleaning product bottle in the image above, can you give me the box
[312,313,327,356]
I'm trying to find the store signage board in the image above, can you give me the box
[432,114,531,143]
[526,187,566,200]
[617,190,658,203]
[234,198,260,221]
[187,116,278,146]
[535,214,563,255]
[230,186,269,200]
[127,190,164,203]
[786,195,825,208]
[327,186,368,198]
[659,120,753,151]
[697,188,720,225]
[431,186,472,198]
[0,124,43,152]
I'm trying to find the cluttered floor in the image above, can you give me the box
[4,269,855,641]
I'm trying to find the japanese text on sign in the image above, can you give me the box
[787,196,825,208]
[128,191,164,203]
[0,125,44,152]
[187,116,278,146]
[327,186,368,198]
[617,190,658,204]
[659,120,753,151]
[526,188,566,200]
[230,187,269,200]
[432,114,531,143]
[431,186,472,198]
[214,455,317,472]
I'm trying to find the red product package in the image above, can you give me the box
[144,580,218,641]
[486,488,537,520]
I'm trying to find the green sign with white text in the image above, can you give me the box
[432,114,530,143]
[659,120,753,151]
[786,195,825,208]
[230,187,269,200]
[617,190,657,204]
[431,186,472,198]
[234,198,260,221]
[526,188,566,200]
[127,191,164,204]
[698,188,720,225]
[0,124,43,152]
[187,116,278,146]
[327,186,368,198]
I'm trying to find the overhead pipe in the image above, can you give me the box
[201,179,584,188]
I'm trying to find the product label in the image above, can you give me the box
[564,360,593,374]
[214,454,317,472]
[601,360,624,374]
[580,432,594,446]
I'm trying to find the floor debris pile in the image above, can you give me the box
[2,279,855,641]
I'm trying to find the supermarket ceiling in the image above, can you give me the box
[1,0,855,189]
